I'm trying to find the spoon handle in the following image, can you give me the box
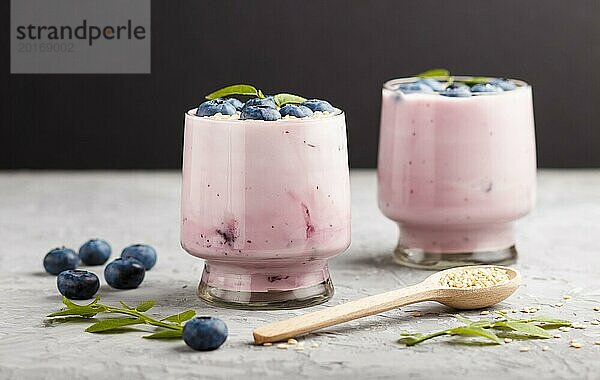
[253,283,434,344]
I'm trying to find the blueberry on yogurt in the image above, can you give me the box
[240,105,281,121]
[104,258,146,289]
[183,316,228,351]
[490,78,517,91]
[398,81,435,93]
[244,96,277,109]
[279,104,313,118]
[196,99,237,117]
[224,98,244,111]
[121,244,157,270]
[302,99,335,113]
[471,83,504,93]
[418,78,446,92]
[441,83,472,97]
[44,247,80,275]
[57,270,100,300]
[79,239,111,266]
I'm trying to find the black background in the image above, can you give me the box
[2,1,599,169]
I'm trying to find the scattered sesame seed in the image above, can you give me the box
[498,309,509,314]
[276,344,289,349]
[590,320,599,325]
[572,322,586,329]
[570,342,584,348]
[412,312,422,317]
[263,343,272,347]
[440,267,510,288]
[287,339,298,345]
[563,295,572,300]
[311,343,319,348]
[480,311,490,315]
[554,303,564,307]
[542,346,550,351]
[594,306,600,311]
[559,327,571,332]
[294,346,304,351]
[554,334,561,339]
[594,341,600,345]
[504,338,513,343]
[519,347,530,352]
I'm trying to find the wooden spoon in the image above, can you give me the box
[253,265,520,344]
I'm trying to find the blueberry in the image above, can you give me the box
[240,105,281,121]
[78,239,111,266]
[244,96,277,109]
[57,270,100,300]
[302,99,335,113]
[490,78,517,91]
[418,78,446,92]
[121,244,157,270]
[441,83,472,97]
[43,247,80,275]
[398,81,435,93]
[279,104,313,118]
[224,98,244,111]
[183,317,228,351]
[104,258,145,289]
[471,83,504,93]
[196,99,237,117]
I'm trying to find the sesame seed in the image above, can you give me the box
[563,295,572,300]
[263,342,273,347]
[287,339,298,345]
[570,342,584,348]
[542,346,549,351]
[590,320,599,325]
[554,334,561,338]
[412,312,422,317]
[498,309,509,314]
[480,311,490,315]
[294,346,304,351]
[440,267,510,288]
[276,344,289,349]
[594,306,600,311]
[554,303,564,307]
[594,341,600,345]
[572,322,586,329]
[311,343,319,348]
[519,347,530,352]
[559,327,571,332]
[504,338,513,343]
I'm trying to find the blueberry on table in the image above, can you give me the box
[104,258,146,289]
[240,105,282,121]
[196,99,237,117]
[279,104,313,118]
[244,96,277,109]
[43,247,80,275]
[121,244,157,270]
[397,81,435,94]
[57,270,100,300]
[224,98,244,111]
[441,83,472,97]
[78,239,111,266]
[471,83,504,93]
[183,317,228,351]
[418,78,446,92]
[490,78,517,91]
[302,99,335,113]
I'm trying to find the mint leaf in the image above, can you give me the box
[417,68,450,79]
[135,300,156,312]
[500,321,551,338]
[120,301,133,310]
[85,317,144,333]
[448,326,502,344]
[273,93,307,107]
[47,308,99,318]
[143,329,183,339]
[162,310,196,324]
[528,316,571,325]
[205,84,261,100]
[459,77,489,86]
[454,315,474,325]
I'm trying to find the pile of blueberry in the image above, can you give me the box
[397,78,517,97]
[196,97,335,121]
[43,239,157,300]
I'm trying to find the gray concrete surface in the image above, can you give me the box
[1,170,599,380]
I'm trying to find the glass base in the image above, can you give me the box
[394,244,518,270]
[196,260,334,310]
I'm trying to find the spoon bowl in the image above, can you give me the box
[253,265,521,344]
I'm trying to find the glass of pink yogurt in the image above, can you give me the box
[378,76,536,269]
[181,98,351,309]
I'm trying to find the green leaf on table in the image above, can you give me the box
[135,300,156,312]
[85,317,144,333]
[454,315,474,325]
[161,310,196,324]
[47,308,99,318]
[500,321,551,338]
[205,84,261,100]
[528,316,572,325]
[417,68,450,79]
[448,326,502,344]
[143,329,183,339]
[273,93,307,107]
[119,301,133,310]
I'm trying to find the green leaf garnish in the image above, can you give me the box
[399,313,573,346]
[47,297,198,343]
[417,68,450,79]
[273,93,307,107]
[459,77,490,86]
[205,84,262,100]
